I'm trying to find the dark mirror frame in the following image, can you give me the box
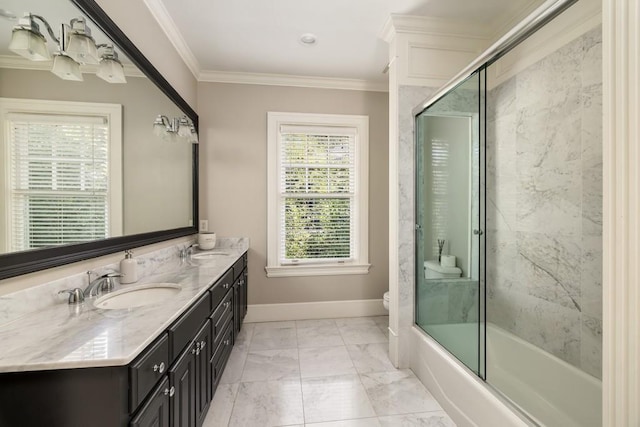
[0,0,199,280]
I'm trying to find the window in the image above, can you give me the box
[266,112,369,277]
[0,98,122,252]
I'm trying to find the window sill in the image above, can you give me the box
[265,263,371,278]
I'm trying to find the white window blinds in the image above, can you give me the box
[279,125,356,263]
[8,113,110,251]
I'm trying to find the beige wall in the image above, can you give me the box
[95,0,198,110]
[198,82,389,305]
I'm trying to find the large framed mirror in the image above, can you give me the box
[0,0,198,279]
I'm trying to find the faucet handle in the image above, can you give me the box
[58,288,85,305]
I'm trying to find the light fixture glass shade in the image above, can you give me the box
[51,53,83,81]
[9,28,50,61]
[177,117,192,138]
[153,115,167,137]
[66,33,99,64]
[97,57,127,83]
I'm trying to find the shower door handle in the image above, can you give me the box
[473,229,483,235]
[415,224,422,231]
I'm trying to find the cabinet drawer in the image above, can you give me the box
[130,376,170,427]
[130,333,169,411]
[211,324,234,393]
[210,269,233,309]
[210,291,233,342]
[168,293,211,362]
[232,257,245,280]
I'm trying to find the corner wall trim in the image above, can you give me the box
[244,299,387,323]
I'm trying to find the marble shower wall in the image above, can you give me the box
[486,27,602,379]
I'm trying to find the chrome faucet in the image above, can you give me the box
[179,244,197,261]
[84,271,123,298]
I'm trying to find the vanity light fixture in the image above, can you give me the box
[96,45,126,83]
[7,12,127,84]
[51,52,83,81]
[153,115,198,144]
[8,13,52,61]
[65,17,100,65]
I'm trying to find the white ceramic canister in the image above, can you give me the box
[198,232,217,250]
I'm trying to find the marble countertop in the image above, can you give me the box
[0,245,247,373]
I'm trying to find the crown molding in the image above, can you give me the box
[0,55,146,78]
[379,14,493,43]
[142,0,200,79]
[199,70,389,92]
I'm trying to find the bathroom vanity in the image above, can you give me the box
[0,247,248,427]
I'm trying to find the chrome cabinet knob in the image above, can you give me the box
[200,340,206,349]
[164,386,175,397]
[153,362,165,373]
[223,283,230,289]
[224,339,230,346]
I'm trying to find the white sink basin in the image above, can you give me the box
[94,283,181,310]
[191,252,229,260]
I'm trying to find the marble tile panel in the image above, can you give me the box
[306,419,381,427]
[299,346,356,378]
[582,154,603,237]
[378,411,457,427]
[581,84,603,164]
[295,319,337,328]
[338,324,388,345]
[485,229,520,295]
[234,322,254,353]
[346,343,397,374]
[488,289,581,366]
[301,374,376,423]
[250,324,298,351]
[202,383,238,427]
[416,281,449,326]
[360,369,443,416]
[228,379,304,427]
[219,346,247,384]
[581,235,603,320]
[447,282,478,323]
[581,314,602,379]
[296,323,345,348]
[516,232,582,311]
[581,26,603,88]
[241,348,300,382]
[487,75,516,121]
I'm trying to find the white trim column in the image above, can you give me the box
[602,0,640,425]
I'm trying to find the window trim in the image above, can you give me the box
[0,97,123,253]
[266,111,370,278]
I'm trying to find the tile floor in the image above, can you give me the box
[202,316,456,427]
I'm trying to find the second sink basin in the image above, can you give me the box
[191,252,229,260]
[94,283,182,310]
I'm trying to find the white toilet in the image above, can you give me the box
[424,260,462,279]
[383,291,389,311]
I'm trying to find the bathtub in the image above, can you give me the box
[410,323,602,426]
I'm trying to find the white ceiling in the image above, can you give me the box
[155,0,541,84]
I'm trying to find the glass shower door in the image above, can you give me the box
[415,69,486,377]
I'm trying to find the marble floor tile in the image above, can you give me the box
[306,418,381,427]
[250,325,298,351]
[253,321,297,330]
[301,374,376,423]
[338,324,388,345]
[296,319,337,328]
[228,379,304,427]
[335,317,377,328]
[234,323,254,352]
[296,323,344,348]
[378,411,457,426]
[220,346,247,384]
[360,370,443,416]
[202,383,238,427]
[299,346,356,378]
[346,343,396,374]
[241,348,300,382]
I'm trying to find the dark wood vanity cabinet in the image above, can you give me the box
[0,252,248,427]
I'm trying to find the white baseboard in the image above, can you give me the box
[244,299,388,323]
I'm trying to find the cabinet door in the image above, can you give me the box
[169,346,196,427]
[195,321,211,427]
[130,377,170,427]
[233,279,240,340]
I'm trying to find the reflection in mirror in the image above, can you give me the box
[0,0,195,256]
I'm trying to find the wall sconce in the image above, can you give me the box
[153,115,199,144]
[8,13,126,84]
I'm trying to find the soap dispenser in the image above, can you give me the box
[120,250,138,284]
